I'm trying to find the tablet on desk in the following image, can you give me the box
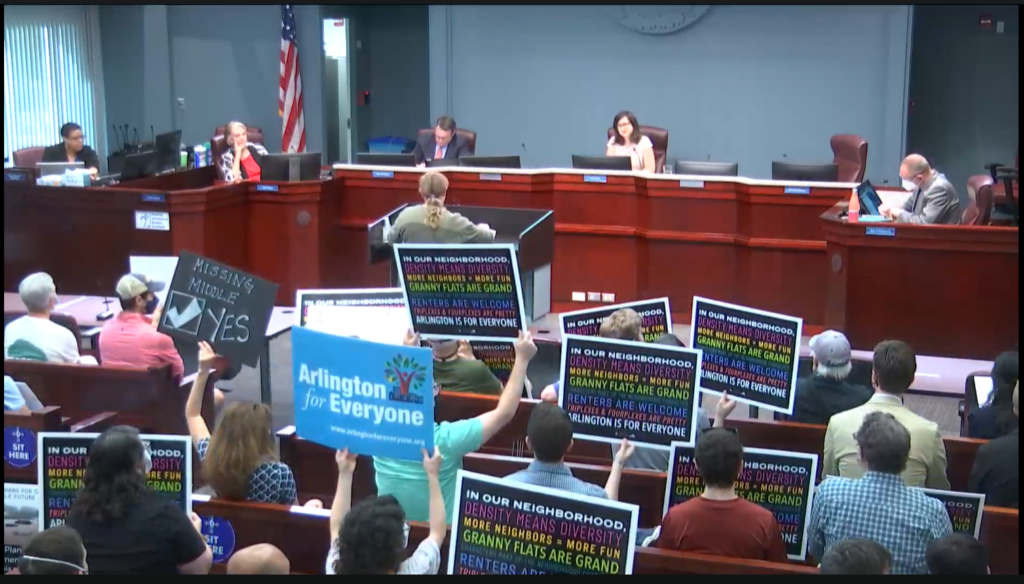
[856,180,885,216]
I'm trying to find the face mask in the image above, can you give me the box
[145,294,159,315]
[403,523,410,548]
[143,448,153,475]
[901,178,917,192]
[21,556,87,574]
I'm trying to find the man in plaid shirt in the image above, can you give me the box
[809,411,952,574]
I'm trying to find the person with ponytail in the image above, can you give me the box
[387,172,496,244]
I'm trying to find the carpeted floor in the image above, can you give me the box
[219,325,964,437]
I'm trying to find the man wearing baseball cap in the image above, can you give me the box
[98,274,185,381]
[792,330,872,425]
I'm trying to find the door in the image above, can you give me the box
[323,18,352,163]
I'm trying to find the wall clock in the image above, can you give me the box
[610,5,711,35]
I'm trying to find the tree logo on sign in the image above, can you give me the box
[384,355,427,404]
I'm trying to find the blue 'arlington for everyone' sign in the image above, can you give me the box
[292,326,435,461]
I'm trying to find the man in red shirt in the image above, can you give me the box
[657,428,789,562]
[99,273,185,378]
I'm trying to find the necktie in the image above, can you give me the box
[435,145,443,160]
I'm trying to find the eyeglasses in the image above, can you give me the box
[66,134,85,142]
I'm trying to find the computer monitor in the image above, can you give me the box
[571,155,632,172]
[120,151,158,181]
[261,152,322,182]
[459,156,521,169]
[856,180,885,216]
[154,130,182,173]
[674,160,739,177]
[355,153,416,167]
[771,162,840,182]
[425,158,457,168]
[36,161,84,175]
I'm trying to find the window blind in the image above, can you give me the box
[3,5,100,164]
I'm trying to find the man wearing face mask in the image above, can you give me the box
[880,154,960,225]
[98,274,184,381]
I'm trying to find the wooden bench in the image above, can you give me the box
[277,431,1018,574]
[4,360,216,436]
[3,407,118,483]
[433,393,984,491]
[191,496,818,575]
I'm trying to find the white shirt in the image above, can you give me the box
[606,135,654,171]
[325,538,441,575]
[4,316,82,363]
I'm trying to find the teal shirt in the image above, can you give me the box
[374,418,484,524]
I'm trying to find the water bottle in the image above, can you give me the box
[193,145,206,168]
[203,142,212,167]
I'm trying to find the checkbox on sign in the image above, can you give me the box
[164,291,206,334]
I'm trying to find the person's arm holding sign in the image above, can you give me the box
[330,449,358,540]
[477,331,537,444]
[713,391,737,428]
[422,447,447,549]
[603,438,636,501]
[185,342,217,449]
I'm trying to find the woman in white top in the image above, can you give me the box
[606,111,655,173]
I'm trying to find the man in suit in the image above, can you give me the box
[412,115,471,167]
[823,339,950,489]
[969,382,1019,508]
[880,154,960,225]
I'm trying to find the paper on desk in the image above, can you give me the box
[129,256,179,305]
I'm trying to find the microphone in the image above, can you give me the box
[133,128,140,150]
[112,125,122,153]
[151,125,155,147]
[96,278,115,321]
[520,143,531,169]
[707,154,711,162]
[123,125,130,151]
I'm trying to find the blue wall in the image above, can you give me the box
[100,5,323,157]
[430,5,913,182]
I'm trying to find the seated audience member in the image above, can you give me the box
[810,412,952,574]
[374,330,536,523]
[187,343,308,505]
[505,402,635,500]
[327,448,446,574]
[969,382,1019,508]
[4,272,95,364]
[819,538,892,575]
[412,115,471,167]
[823,340,949,489]
[226,544,290,575]
[16,526,88,575]
[67,426,212,575]
[606,110,656,173]
[880,154,960,225]
[541,310,733,471]
[5,375,28,412]
[428,339,502,396]
[218,121,269,183]
[969,351,1019,439]
[99,274,187,381]
[657,428,788,562]
[792,330,872,425]
[387,172,495,244]
[41,122,100,177]
[926,533,989,575]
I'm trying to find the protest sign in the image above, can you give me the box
[448,471,638,575]
[468,341,517,384]
[664,442,817,561]
[689,296,802,415]
[4,426,36,469]
[560,298,672,342]
[4,484,39,573]
[157,250,279,367]
[292,326,434,461]
[394,244,526,341]
[558,335,700,449]
[36,433,191,528]
[920,489,985,539]
[296,287,409,345]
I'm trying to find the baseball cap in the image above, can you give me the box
[115,273,166,300]
[810,330,851,367]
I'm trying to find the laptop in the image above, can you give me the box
[855,180,885,216]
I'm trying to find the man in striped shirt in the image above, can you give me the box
[504,402,635,500]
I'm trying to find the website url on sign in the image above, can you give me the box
[330,427,426,447]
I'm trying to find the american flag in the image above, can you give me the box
[279,4,306,153]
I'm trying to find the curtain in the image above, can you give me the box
[4,5,100,163]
